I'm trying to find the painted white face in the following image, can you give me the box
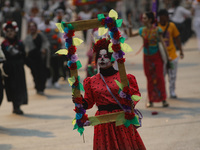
[97,49,112,69]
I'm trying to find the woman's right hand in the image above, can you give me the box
[72,95,84,104]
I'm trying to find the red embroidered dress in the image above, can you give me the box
[83,71,146,150]
[139,26,167,102]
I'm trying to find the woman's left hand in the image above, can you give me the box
[180,52,184,59]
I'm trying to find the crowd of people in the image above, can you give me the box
[0,0,75,114]
[0,0,200,149]
[0,0,199,116]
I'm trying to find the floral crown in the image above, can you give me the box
[92,38,111,53]
[2,21,19,33]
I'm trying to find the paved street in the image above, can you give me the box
[0,33,200,150]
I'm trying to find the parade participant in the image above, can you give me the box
[129,12,169,107]
[192,0,200,51]
[0,69,3,105]
[24,21,50,95]
[38,11,63,88]
[1,21,28,114]
[77,5,92,41]
[168,0,192,44]
[53,8,71,80]
[85,10,105,77]
[0,46,6,105]
[85,27,98,77]
[73,38,146,150]
[158,9,184,99]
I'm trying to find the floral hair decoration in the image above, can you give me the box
[92,38,110,53]
[2,21,19,33]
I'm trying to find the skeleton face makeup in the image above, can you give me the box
[97,49,112,69]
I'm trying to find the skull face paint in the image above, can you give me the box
[97,49,112,69]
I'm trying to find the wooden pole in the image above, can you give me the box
[117,62,128,87]
[117,62,134,112]
[62,19,103,31]
[70,69,81,98]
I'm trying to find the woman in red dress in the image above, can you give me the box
[129,12,169,107]
[80,38,146,150]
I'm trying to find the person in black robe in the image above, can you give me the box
[0,47,6,106]
[24,21,50,95]
[1,21,28,115]
[0,69,3,105]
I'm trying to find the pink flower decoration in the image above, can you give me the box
[83,120,90,126]
[63,33,68,39]
[124,109,132,113]
[111,39,120,44]
[76,104,83,108]
[71,54,78,63]
[112,52,119,60]
[119,91,127,98]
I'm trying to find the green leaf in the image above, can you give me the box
[108,9,118,20]
[88,116,101,126]
[118,89,121,94]
[111,55,115,62]
[131,95,142,101]
[124,120,131,128]
[55,49,68,55]
[121,43,133,53]
[78,127,84,135]
[78,83,85,92]
[72,118,76,125]
[114,80,124,90]
[77,76,80,81]
[76,60,82,70]
[131,116,140,127]
[56,49,68,55]
[119,37,125,43]
[55,23,64,33]
[97,14,105,21]
[67,23,74,30]
[116,19,123,28]
[116,113,126,126]
[98,27,108,36]
[68,76,75,86]
[61,21,66,30]
[124,116,140,128]
[108,43,113,52]
[73,38,83,46]
[73,124,78,130]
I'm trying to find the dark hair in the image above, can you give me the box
[28,21,37,29]
[158,9,169,17]
[126,9,132,19]
[173,0,181,7]
[145,12,155,24]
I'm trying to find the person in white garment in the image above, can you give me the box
[192,0,200,51]
[77,5,92,41]
[168,0,192,44]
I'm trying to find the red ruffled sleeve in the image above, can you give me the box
[127,74,141,106]
[83,77,95,109]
